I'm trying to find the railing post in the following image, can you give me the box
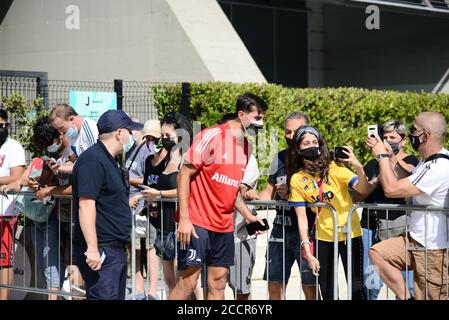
[114,79,123,111]
[180,82,191,120]
[131,208,136,300]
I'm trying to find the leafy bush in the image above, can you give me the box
[152,83,449,188]
[1,93,47,156]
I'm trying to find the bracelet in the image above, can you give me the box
[301,240,311,247]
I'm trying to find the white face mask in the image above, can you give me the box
[242,114,264,136]
[47,142,61,153]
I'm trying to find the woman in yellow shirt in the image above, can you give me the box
[287,126,370,300]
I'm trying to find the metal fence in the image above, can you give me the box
[346,203,449,300]
[0,76,162,124]
[7,192,449,300]
[1,193,342,300]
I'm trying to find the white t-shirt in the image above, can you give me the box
[408,148,449,249]
[234,154,260,241]
[73,118,98,156]
[0,138,26,216]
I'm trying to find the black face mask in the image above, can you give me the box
[409,133,424,151]
[161,137,176,150]
[387,141,401,155]
[298,147,321,161]
[0,127,8,146]
[286,138,292,146]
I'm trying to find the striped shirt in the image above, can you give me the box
[73,118,98,156]
[409,148,449,249]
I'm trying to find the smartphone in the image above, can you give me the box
[334,147,350,159]
[41,155,57,163]
[246,218,269,235]
[29,177,43,187]
[367,125,379,138]
[276,175,287,184]
[137,184,151,190]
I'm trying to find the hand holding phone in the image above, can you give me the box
[137,184,151,190]
[246,218,269,235]
[41,156,57,165]
[29,177,43,187]
[367,125,379,138]
[334,146,350,159]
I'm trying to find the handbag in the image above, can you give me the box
[15,187,55,222]
[154,230,176,260]
[301,177,324,258]
[377,215,408,241]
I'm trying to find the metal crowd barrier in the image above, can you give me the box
[2,192,343,300]
[346,203,449,300]
[0,191,84,300]
[129,199,340,300]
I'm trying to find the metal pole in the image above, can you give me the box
[131,208,136,300]
[114,79,123,111]
[346,205,360,300]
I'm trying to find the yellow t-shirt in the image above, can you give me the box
[288,162,362,242]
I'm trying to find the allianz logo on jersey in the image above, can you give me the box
[211,172,240,188]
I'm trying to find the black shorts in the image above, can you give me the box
[177,224,234,270]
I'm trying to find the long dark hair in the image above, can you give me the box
[160,111,193,156]
[286,126,332,193]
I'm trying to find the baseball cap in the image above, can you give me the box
[97,110,143,134]
[142,120,161,139]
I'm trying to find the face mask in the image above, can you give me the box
[286,137,292,146]
[409,133,424,151]
[386,141,401,155]
[298,147,321,161]
[161,137,176,150]
[0,127,8,146]
[123,135,135,154]
[242,114,263,136]
[47,142,61,153]
[65,125,78,144]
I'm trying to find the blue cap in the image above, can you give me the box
[97,110,143,134]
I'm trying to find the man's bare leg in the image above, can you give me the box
[169,266,201,300]
[207,266,228,300]
[369,249,411,300]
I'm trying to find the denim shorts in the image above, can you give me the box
[263,224,316,286]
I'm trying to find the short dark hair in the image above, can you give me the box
[33,116,60,152]
[0,109,8,122]
[235,93,268,114]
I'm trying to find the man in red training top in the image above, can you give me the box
[170,93,268,300]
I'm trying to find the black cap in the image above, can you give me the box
[97,110,143,134]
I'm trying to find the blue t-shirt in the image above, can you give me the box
[72,142,132,245]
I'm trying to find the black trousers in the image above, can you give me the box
[317,237,366,300]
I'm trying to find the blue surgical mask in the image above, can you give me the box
[47,142,61,153]
[65,125,78,144]
[123,135,135,154]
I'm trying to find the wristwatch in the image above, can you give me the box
[375,153,390,161]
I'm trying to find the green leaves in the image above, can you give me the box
[151,82,449,189]
[1,92,46,156]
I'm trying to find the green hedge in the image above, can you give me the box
[151,82,449,188]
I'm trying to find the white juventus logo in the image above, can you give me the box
[187,249,197,261]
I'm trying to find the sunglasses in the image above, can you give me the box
[0,123,10,128]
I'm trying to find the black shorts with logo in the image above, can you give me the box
[177,224,234,270]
